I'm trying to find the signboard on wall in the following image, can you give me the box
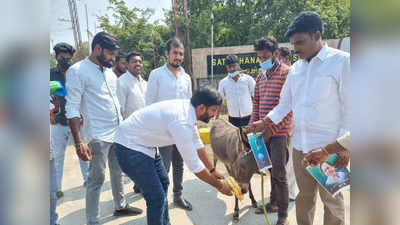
[207,53,261,76]
[206,51,299,77]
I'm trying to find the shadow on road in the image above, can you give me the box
[59,182,144,224]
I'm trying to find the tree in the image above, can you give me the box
[164,0,350,48]
[50,52,57,68]
[96,0,350,78]
[98,0,171,80]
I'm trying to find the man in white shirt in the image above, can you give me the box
[65,32,142,225]
[218,54,255,127]
[278,46,300,203]
[117,52,147,120]
[145,38,194,210]
[113,52,127,78]
[117,51,147,193]
[113,87,232,225]
[249,12,349,225]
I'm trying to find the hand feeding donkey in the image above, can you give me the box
[210,118,259,222]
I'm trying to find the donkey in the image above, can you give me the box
[210,118,259,222]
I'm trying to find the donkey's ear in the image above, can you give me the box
[242,126,249,134]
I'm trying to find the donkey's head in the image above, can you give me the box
[229,126,258,193]
[238,126,251,151]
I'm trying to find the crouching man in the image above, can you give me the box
[115,87,232,225]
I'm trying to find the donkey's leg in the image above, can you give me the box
[248,180,258,208]
[233,196,239,223]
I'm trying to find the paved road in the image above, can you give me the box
[57,145,350,225]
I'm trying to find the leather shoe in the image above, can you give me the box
[173,196,193,211]
[113,204,143,216]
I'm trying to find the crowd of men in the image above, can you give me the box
[50,11,350,225]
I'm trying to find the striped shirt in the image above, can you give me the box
[251,63,293,136]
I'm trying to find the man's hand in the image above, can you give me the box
[262,126,273,142]
[303,148,329,167]
[50,115,57,125]
[218,180,233,196]
[334,149,350,168]
[248,120,265,134]
[211,170,224,180]
[76,143,92,161]
[50,96,60,110]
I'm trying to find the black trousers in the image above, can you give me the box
[228,115,251,127]
[266,135,291,218]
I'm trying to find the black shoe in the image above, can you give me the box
[173,196,193,211]
[276,217,289,225]
[56,191,64,199]
[133,184,141,193]
[113,205,143,216]
[83,181,87,187]
[255,202,279,214]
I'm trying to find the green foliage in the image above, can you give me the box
[98,0,171,80]
[165,0,350,47]
[50,52,57,68]
[97,0,350,78]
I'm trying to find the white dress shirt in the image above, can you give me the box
[117,71,147,119]
[65,58,122,143]
[145,64,192,105]
[218,73,255,117]
[267,45,350,153]
[114,99,205,173]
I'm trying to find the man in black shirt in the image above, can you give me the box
[50,42,89,198]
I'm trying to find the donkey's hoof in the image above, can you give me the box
[252,202,258,208]
[233,212,239,223]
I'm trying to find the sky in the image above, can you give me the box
[50,0,171,51]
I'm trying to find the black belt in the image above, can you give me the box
[229,115,251,119]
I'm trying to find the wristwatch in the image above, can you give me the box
[209,167,216,174]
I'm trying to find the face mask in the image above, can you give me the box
[228,71,239,78]
[259,58,274,70]
[57,58,72,70]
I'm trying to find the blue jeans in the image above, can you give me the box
[114,143,170,225]
[50,158,58,225]
[50,124,89,191]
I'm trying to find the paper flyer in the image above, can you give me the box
[306,154,351,197]
[247,132,272,172]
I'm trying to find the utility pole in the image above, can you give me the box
[85,4,91,54]
[67,0,83,58]
[211,11,214,84]
[182,0,192,76]
[171,0,178,37]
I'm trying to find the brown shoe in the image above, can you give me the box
[255,203,279,214]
